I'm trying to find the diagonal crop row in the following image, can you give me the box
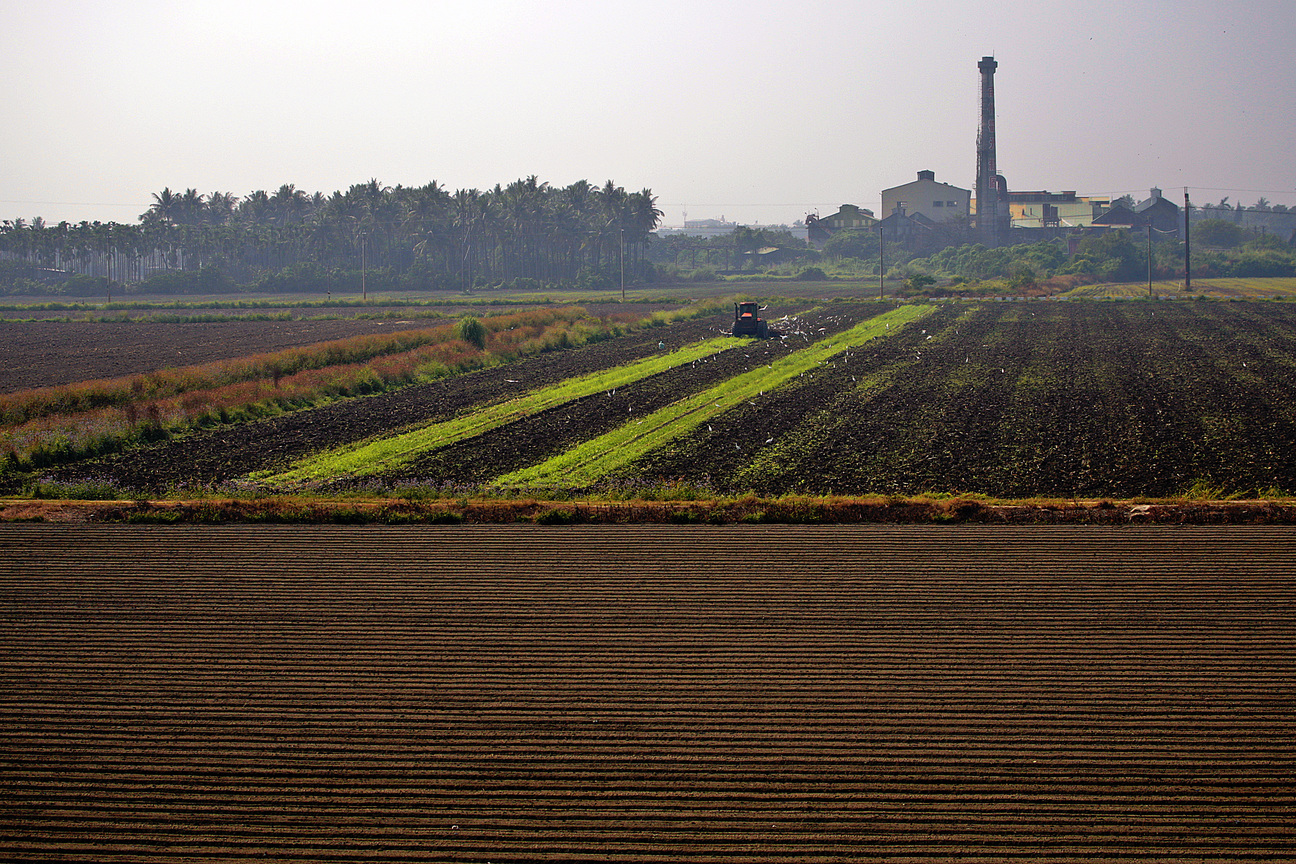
[726,305,984,491]
[254,337,749,487]
[359,334,804,489]
[494,305,935,490]
[618,303,968,492]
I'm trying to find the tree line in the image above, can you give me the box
[0,177,662,294]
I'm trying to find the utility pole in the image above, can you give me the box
[361,234,367,301]
[620,228,625,301]
[1147,224,1153,298]
[878,225,885,299]
[1183,189,1192,293]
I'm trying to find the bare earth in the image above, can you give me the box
[1,524,1292,862]
[0,319,431,392]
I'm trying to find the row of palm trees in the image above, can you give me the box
[0,177,663,289]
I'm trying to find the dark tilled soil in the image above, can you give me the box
[623,304,965,491]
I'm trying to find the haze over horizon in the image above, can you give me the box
[3,0,1294,229]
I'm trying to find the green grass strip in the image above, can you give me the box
[497,305,935,489]
[253,336,747,487]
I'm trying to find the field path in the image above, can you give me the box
[2,525,1294,862]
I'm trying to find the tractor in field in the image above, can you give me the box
[731,301,770,338]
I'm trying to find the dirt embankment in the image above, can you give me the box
[3,496,1293,525]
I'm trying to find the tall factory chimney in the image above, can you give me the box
[975,55,1004,246]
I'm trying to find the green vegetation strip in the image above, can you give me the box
[255,337,747,487]
[497,305,935,489]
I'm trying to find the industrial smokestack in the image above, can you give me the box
[976,56,1002,246]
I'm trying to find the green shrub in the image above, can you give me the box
[455,315,488,349]
[63,274,119,297]
[534,507,581,524]
[903,273,936,292]
[1193,219,1245,249]
[30,478,127,500]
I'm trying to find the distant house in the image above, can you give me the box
[806,204,877,245]
[1091,203,1146,230]
[881,171,971,225]
[878,205,955,253]
[657,218,809,242]
[656,218,742,239]
[742,245,802,266]
[1090,188,1181,237]
[1134,188,1181,235]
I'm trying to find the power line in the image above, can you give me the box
[0,199,146,208]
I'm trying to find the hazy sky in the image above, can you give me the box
[3,0,1294,227]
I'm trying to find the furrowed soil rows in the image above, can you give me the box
[622,304,966,490]
[499,306,935,490]
[371,305,906,488]
[27,301,1296,498]
[1,524,1294,862]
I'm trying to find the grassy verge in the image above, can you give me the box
[496,305,935,490]
[253,336,750,488]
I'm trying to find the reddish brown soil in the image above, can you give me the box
[0,318,438,393]
[1,524,1293,862]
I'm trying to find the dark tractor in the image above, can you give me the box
[732,301,769,338]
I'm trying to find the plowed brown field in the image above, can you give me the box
[0,319,418,393]
[2,525,1294,862]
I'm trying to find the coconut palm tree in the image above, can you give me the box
[176,189,205,227]
[271,184,309,225]
[206,192,237,225]
[144,188,178,225]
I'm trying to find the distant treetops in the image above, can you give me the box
[0,177,663,292]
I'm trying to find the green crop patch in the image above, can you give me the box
[496,305,935,490]
[252,336,748,487]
